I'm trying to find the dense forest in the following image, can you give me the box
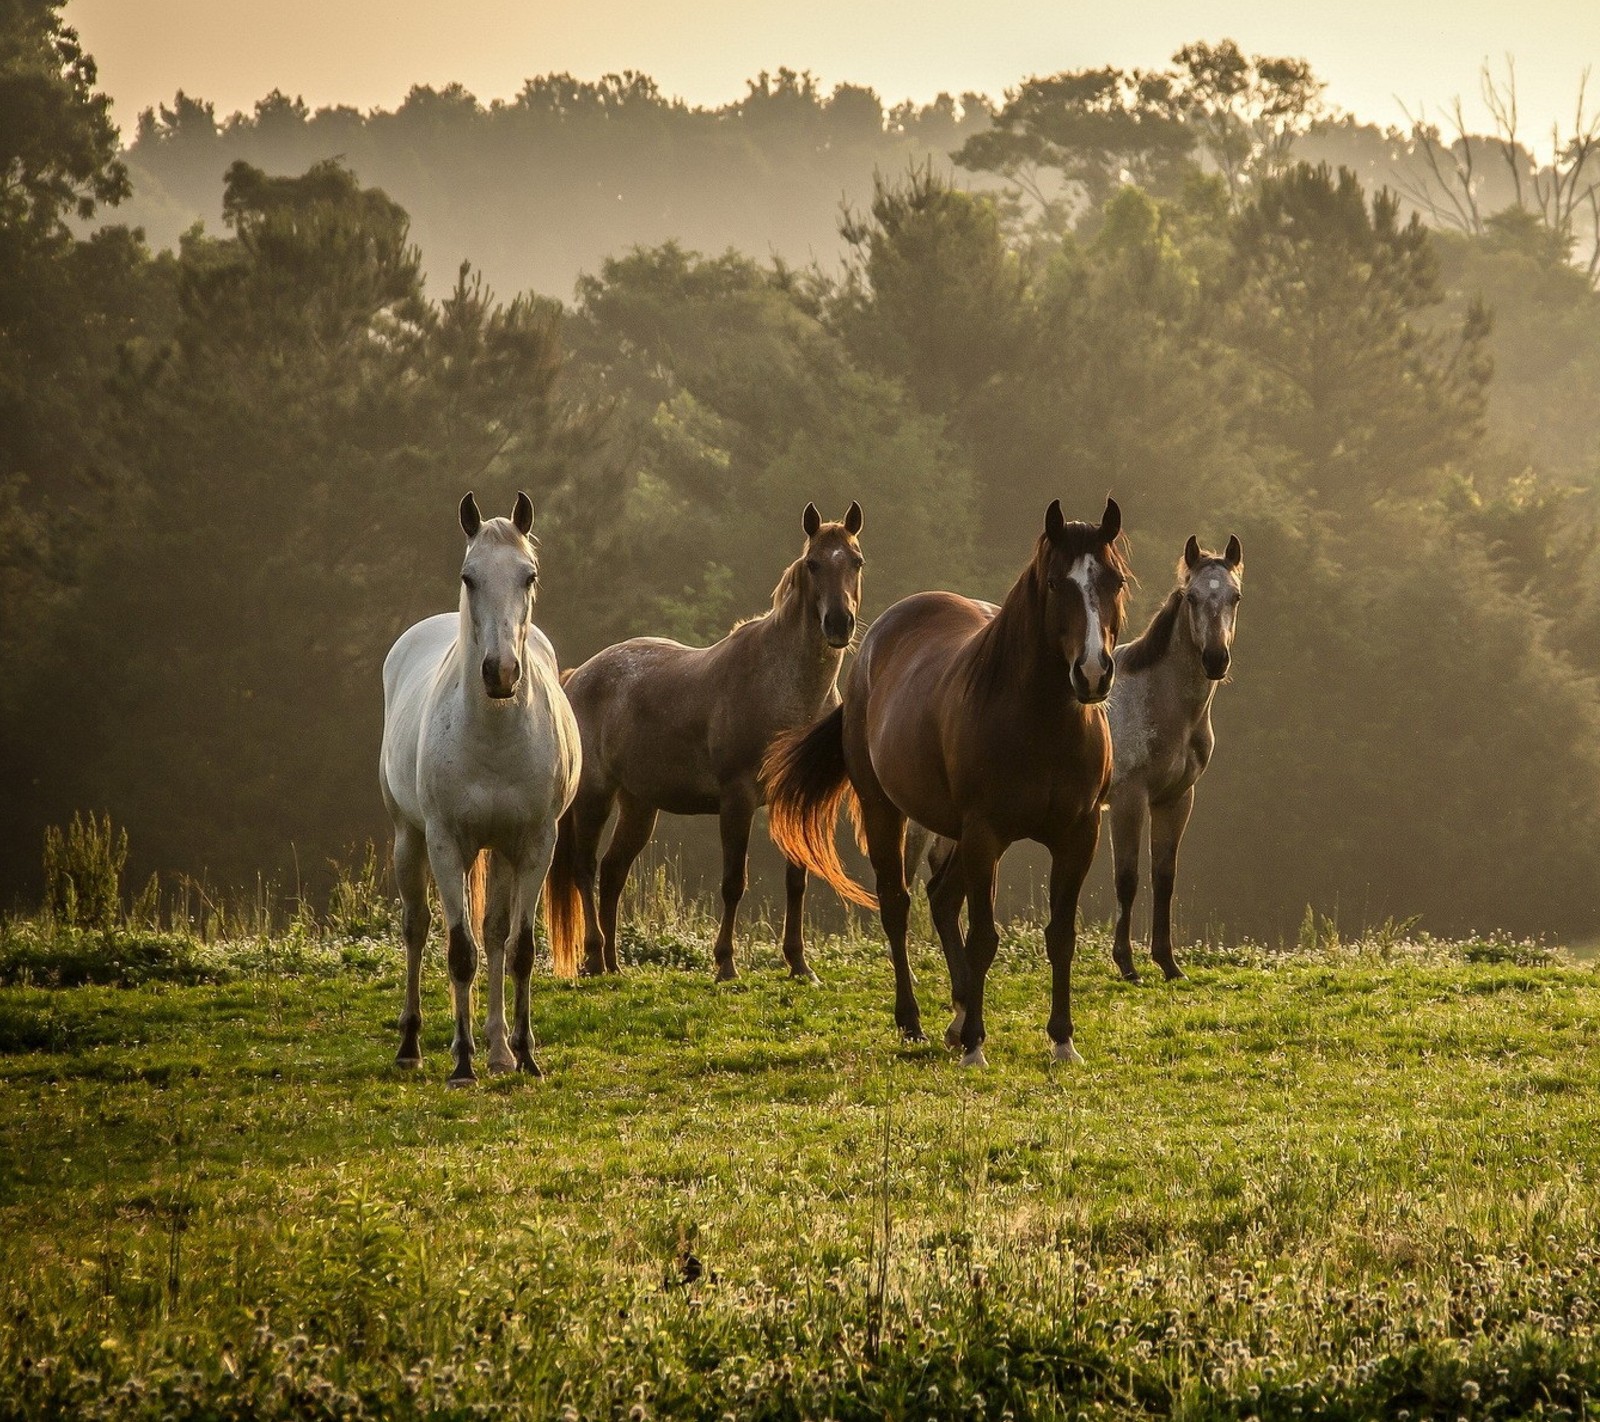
[6,2,1600,939]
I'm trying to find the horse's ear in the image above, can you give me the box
[460,492,482,539]
[512,491,534,536]
[1044,499,1065,543]
[1224,534,1243,569]
[1099,497,1121,543]
[844,500,863,536]
[803,502,822,538]
[1184,535,1202,571]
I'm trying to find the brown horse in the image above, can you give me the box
[765,499,1129,1065]
[544,502,864,981]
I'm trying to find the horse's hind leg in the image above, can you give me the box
[426,833,480,1086]
[780,857,819,983]
[1107,790,1149,982]
[955,829,1002,1066]
[598,791,658,974]
[567,785,614,976]
[510,831,558,1077]
[482,851,517,1074]
[924,836,970,1050]
[858,788,920,1041]
[1148,786,1193,982]
[393,822,429,1069]
[712,784,757,981]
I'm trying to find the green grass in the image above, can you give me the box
[2,910,1599,1420]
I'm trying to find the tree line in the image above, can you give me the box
[5,3,1600,938]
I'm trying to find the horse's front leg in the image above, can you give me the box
[482,851,517,1074]
[426,833,480,1087]
[1045,816,1101,1065]
[780,857,820,982]
[393,822,430,1069]
[1106,789,1148,983]
[713,785,757,981]
[1148,786,1194,981]
[510,830,559,1077]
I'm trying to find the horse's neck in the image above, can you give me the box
[1152,613,1217,725]
[447,613,530,734]
[969,579,1077,707]
[754,588,842,699]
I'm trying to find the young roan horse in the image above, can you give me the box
[379,493,581,1084]
[545,503,865,982]
[765,499,1129,1066]
[907,534,1244,988]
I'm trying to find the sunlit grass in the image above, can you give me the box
[2,901,1598,1420]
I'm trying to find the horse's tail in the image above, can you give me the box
[467,850,490,943]
[543,806,584,979]
[763,706,877,910]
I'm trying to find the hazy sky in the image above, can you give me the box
[75,0,1600,151]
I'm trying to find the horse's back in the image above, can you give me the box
[562,636,721,808]
[848,592,997,837]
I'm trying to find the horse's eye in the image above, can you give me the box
[462,574,476,591]
[1046,578,1060,593]
[526,571,538,588]
[805,558,819,573]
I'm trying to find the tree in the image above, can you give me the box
[4,160,603,887]
[836,165,1029,418]
[1225,163,1490,512]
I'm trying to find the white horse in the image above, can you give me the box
[379,492,581,1084]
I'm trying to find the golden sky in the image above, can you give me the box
[74,0,1600,150]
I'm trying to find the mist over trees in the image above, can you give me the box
[7,2,1600,939]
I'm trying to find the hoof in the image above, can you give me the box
[446,1073,476,1089]
[944,1007,967,1050]
[1051,1038,1085,1066]
[900,1026,927,1044]
[787,965,821,984]
[1157,962,1186,982]
[1119,967,1142,984]
[959,1046,988,1068]
[487,1055,516,1076]
[516,1055,543,1077]
[395,1055,422,1071]
[713,961,738,983]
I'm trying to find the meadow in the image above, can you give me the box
[2,859,1599,1421]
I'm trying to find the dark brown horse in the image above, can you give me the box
[544,503,864,981]
[908,533,1245,985]
[765,500,1129,1065]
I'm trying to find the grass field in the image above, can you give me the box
[3,882,1599,1420]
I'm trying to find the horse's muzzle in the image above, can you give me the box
[823,611,856,649]
[482,655,521,699]
[1202,649,1230,680]
[1071,654,1115,704]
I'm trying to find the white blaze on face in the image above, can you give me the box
[1069,554,1103,665]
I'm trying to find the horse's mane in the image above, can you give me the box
[965,527,1131,698]
[728,552,805,636]
[1118,554,1234,673]
[1118,588,1185,672]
